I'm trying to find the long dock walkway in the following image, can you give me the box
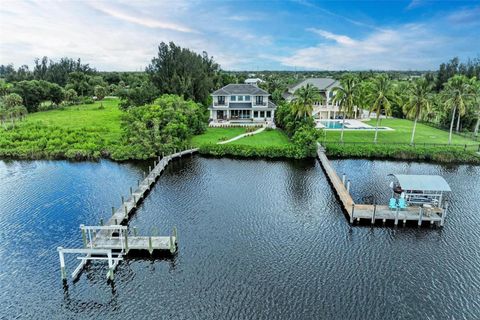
[58,148,198,281]
[316,144,448,227]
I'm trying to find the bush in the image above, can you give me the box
[81,97,94,104]
[198,143,306,159]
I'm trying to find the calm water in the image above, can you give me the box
[0,156,479,319]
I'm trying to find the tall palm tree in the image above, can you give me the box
[292,83,323,120]
[403,78,432,145]
[332,75,358,142]
[442,75,472,144]
[367,75,396,143]
[470,78,480,137]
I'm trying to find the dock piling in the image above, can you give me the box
[441,201,449,226]
[124,205,128,218]
[57,247,67,280]
[80,224,87,248]
[133,226,138,236]
[111,206,115,216]
[100,218,104,226]
[121,196,124,205]
[371,203,376,224]
[350,204,355,223]
[346,180,351,194]
[130,187,133,195]
[394,208,399,226]
[342,174,346,185]
[418,207,423,226]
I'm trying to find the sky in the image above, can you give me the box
[0,0,479,71]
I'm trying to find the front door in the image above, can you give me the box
[217,110,225,120]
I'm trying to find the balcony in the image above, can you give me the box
[213,101,227,106]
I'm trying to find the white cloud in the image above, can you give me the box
[276,21,476,70]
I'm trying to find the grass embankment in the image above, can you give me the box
[0,98,122,160]
[322,118,480,164]
[193,127,301,159]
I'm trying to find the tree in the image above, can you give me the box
[94,85,107,101]
[332,75,358,142]
[292,83,323,120]
[403,78,432,145]
[469,78,480,137]
[12,80,46,112]
[117,81,159,110]
[442,75,473,144]
[47,82,64,105]
[147,42,220,105]
[66,72,92,97]
[64,88,78,105]
[0,93,28,128]
[0,79,12,97]
[367,75,396,143]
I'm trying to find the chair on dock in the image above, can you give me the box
[389,198,398,210]
[398,198,407,210]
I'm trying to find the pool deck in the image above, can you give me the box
[315,119,394,131]
[316,143,448,226]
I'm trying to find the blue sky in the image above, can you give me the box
[0,0,479,71]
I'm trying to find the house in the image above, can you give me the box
[283,78,359,120]
[244,78,264,86]
[209,84,276,124]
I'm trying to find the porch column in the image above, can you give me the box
[210,109,214,119]
[328,110,331,119]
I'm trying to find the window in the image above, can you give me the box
[266,111,271,118]
[254,111,258,117]
[256,96,264,105]
[260,111,265,118]
[230,96,236,102]
[245,95,251,101]
[238,96,244,101]
[218,96,225,105]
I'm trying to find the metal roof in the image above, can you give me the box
[212,84,269,95]
[393,174,451,192]
[288,78,340,93]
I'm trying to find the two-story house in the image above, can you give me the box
[283,78,359,119]
[209,84,277,123]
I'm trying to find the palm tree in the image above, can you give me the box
[367,75,396,143]
[403,78,432,145]
[470,78,480,137]
[292,83,323,120]
[442,75,472,144]
[332,75,358,142]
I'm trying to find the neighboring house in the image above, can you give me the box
[244,78,264,86]
[209,84,276,123]
[284,78,359,120]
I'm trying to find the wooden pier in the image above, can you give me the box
[316,144,449,227]
[58,148,198,281]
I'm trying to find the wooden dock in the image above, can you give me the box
[58,148,198,281]
[316,144,448,227]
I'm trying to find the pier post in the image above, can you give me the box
[394,208,399,226]
[173,226,178,243]
[57,247,67,280]
[124,232,129,253]
[130,187,133,195]
[371,203,376,224]
[133,195,136,207]
[100,218,104,226]
[124,205,128,219]
[121,196,124,205]
[80,224,87,248]
[162,152,164,159]
[342,174,346,185]
[111,206,115,216]
[169,236,176,254]
[350,204,355,223]
[158,156,161,163]
[133,226,138,236]
[137,179,140,187]
[148,165,151,173]
[107,251,114,281]
[418,207,423,226]
[143,171,146,179]
[148,236,153,254]
[441,201,449,227]
[346,180,351,194]
[154,160,156,168]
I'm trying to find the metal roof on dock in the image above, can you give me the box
[393,174,451,192]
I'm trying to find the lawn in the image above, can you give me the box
[0,98,123,159]
[230,129,292,147]
[190,127,247,146]
[323,118,479,146]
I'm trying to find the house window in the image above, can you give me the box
[231,96,236,102]
[266,111,271,118]
[256,96,263,105]
[238,96,244,101]
[254,111,258,117]
[245,95,251,101]
[218,96,225,105]
[260,111,265,118]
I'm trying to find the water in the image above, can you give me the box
[0,157,479,319]
[320,120,344,129]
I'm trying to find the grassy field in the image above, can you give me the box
[323,119,478,145]
[190,127,246,146]
[230,129,292,147]
[0,98,123,159]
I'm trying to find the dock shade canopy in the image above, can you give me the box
[392,174,451,192]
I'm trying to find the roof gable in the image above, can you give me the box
[289,78,340,92]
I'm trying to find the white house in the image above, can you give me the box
[283,78,359,120]
[244,78,264,86]
[209,84,276,123]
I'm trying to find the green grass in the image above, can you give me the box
[0,98,123,160]
[323,118,478,145]
[230,129,292,147]
[190,127,247,146]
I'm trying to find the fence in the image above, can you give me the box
[322,141,480,152]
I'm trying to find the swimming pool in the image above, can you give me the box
[320,120,343,129]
